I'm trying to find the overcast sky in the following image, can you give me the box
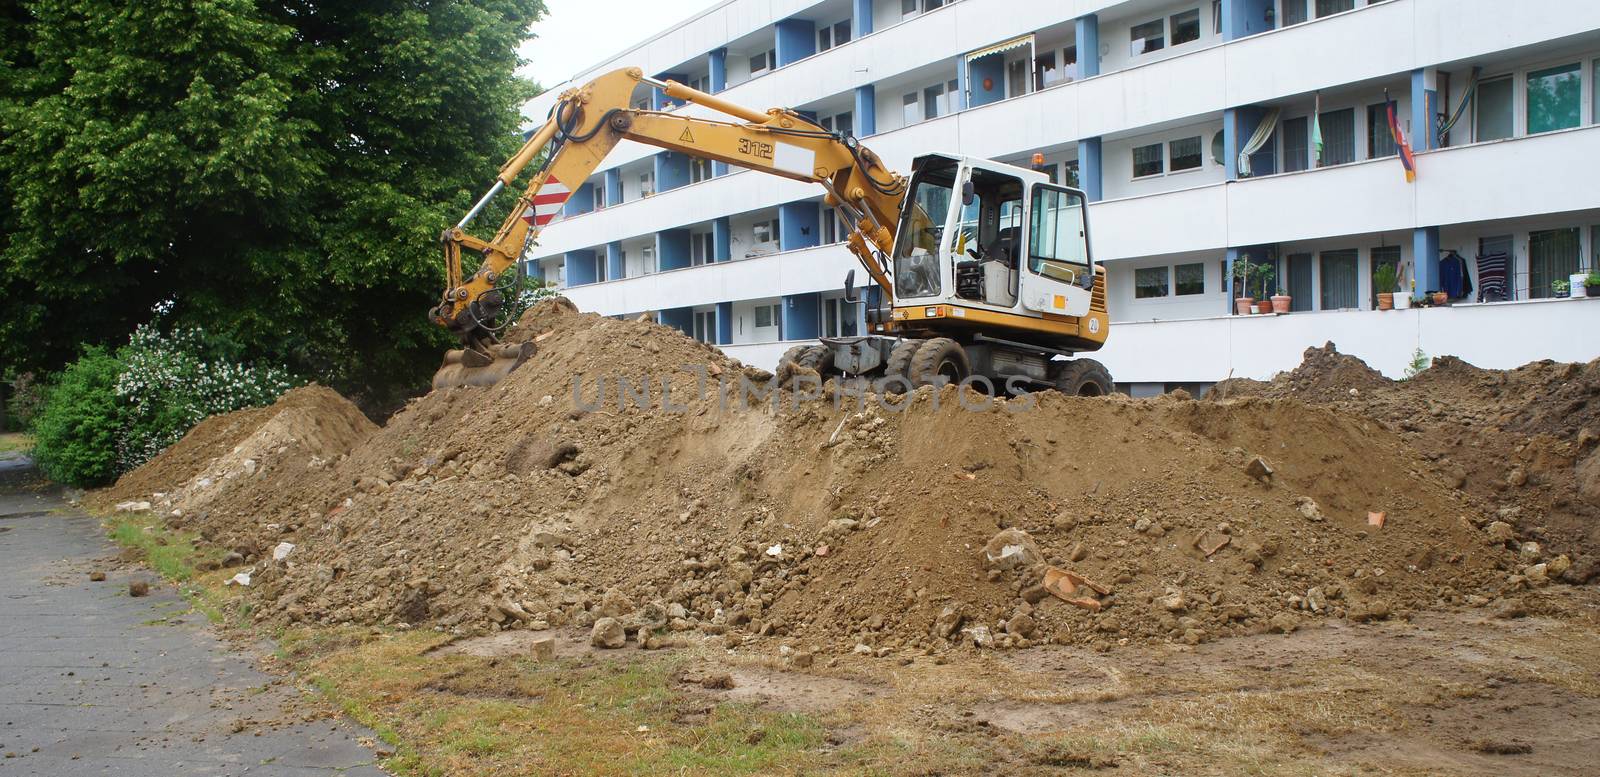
[518,0,724,90]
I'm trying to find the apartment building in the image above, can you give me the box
[521,0,1600,393]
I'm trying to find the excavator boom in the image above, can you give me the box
[430,67,907,388]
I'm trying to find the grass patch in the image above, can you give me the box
[104,510,238,625]
[0,432,32,454]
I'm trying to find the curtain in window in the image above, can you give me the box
[1529,228,1580,298]
[1318,108,1355,166]
[1320,250,1358,310]
[1283,0,1308,25]
[1288,254,1314,311]
[1315,0,1354,17]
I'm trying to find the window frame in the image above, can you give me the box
[1525,61,1582,136]
[1474,74,1514,142]
[1282,115,1310,172]
[1174,262,1206,296]
[1129,18,1166,57]
[1026,183,1092,276]
[1132,141,1165,179]
[1170,8,1201,47]
[1135,266,1171,299]
[1168,135,1203,173]
[753,304,777,330]
[1367,102,1397,159]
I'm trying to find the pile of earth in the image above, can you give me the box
[1218,343,1600,578]
[98,305,1566,655]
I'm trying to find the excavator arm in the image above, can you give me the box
[430,67,907,388]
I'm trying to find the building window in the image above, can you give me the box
[1132,142,1164,178]
[901,92,919,126]
[689,157,712,184]
[1008,58,1029,99]
[1169,136,1202,172]
[1526,63,1581,135]
[1367,103,1397,158]
[1319,249,1359,310]
[1369,246,1401,308]
[1062,159,1080,188]
[1282,116,1309,172]
[1286,253,1314,311]
[754,304,778,329]
[1212,0,1223,35]
[1594,60,1599,124]
[1318,107,1355,166]
[1529,228,1581,299]
[900,0,917,19]
[688,75,710,93]
[641,246,655,274]
[749,49,776,76]
[752,219,777,247]
[822,297,857,337]
[1035,50,1058,90]
[1135,266,1170,298]
[924,83,945,120]
[1315,0,1354,17]
[818,20,850,51]
[1475,75,1513,141]
[819,111,853,136]
[1175,262,1205,295]
[691,232,713,265]
[1130,19,1164,57]
[1283,0,1308,26]
[693,310,717,343]
[1171,9,1201,46]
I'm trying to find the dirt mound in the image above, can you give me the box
[95,385,376,550]
[1220,345,1600,573]
[103,308,1565,653]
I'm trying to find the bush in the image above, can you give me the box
[5,372,46,431]
[32,349,125,487]
[30,325,301,486]
[113,326,298,471]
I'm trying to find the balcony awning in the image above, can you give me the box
[965,34,1034,62]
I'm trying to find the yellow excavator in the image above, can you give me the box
[431,67,1113,395]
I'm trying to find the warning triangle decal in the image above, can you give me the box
[679,127,695,143]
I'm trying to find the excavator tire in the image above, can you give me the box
[795,345,834,376]
[908,337,970,388]
[778,345,812,369]
[1053,358,1113,396]
[877,339,923,394]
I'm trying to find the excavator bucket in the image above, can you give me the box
[431,342,536,390]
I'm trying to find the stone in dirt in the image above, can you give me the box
[1268,613,1299,633]
[88,571,106,582]
[1245,456,1274,483]
[530,637,556,662]
[700,673,735,690]
[128,580,150,597]
[933,606,963,638]
[1296,496,1324,522]
[1485,521,1516,543]
[983,529,1040,571]
[590,617,625,648]
[115,501,152,513]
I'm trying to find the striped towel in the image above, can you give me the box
[1476,250,1509,302]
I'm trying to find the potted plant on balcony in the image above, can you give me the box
[1271,283,1293,314]
[1552,278,1571,299]
[1253,264,1277,314]
[1373,263,1398,310]
[1585,270,1600,297]
[1233,258,1256,315]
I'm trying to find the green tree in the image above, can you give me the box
[0,0,545,409]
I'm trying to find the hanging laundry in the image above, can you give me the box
[1439,251,1473,300]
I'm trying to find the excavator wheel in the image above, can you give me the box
[778,344,812,369]
[877,339,923,394]
[431,341,536,390]
[1053,358,1113,397]
[907,337,970,388]
[795,345,834,376]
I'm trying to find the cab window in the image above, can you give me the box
[1028,186,1089,280]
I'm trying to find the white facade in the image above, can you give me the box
[524,0,1600,390]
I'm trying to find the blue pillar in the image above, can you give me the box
[854,85,876,137]
[658,229,691,271]
[716,301,733,345]
[606,241,623,281]
[775,19,816,67]
[713,217,731,262]
[1079,137,1102,202]
[1223,0,1275,40]
[651,72,687,110]
[565,249,597,286]
[604,169,622,207]
[853,0,873,38]
[563,182,595,216]
[708,48,727,93]
[779,202,821,252]
[1411,68,1437,152]
[1413,226,1440,300]
[655,152,690,193]
[1075,14,1099,78]
[782,293,821,341]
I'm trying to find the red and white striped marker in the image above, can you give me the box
[522,175,570,228]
